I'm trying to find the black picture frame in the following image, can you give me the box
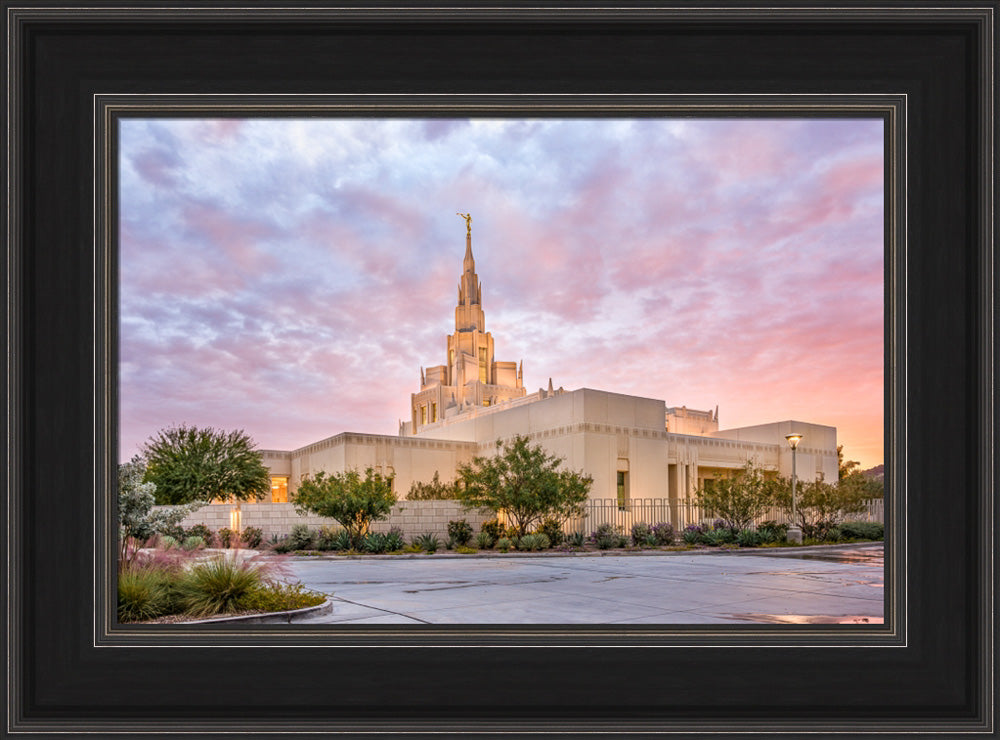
[5,2,995,736]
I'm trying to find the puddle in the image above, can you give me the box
[731,613,884,625]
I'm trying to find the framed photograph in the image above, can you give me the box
[6,2,994,736]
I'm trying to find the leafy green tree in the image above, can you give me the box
[118,455,203,567]
[695,460,778,532]
[407,471,463,500]
[142,425,270,505]
[455,435,592,538]
[775,474,874,538]
[291,468,397,549]
[837,444,861,480]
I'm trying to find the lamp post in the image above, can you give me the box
[785,433,803,544]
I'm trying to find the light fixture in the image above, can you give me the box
[785,433,803,544]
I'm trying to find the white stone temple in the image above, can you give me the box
[253,217,839,512]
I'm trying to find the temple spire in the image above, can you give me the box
[457,212,474,273]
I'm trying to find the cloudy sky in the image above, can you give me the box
[119,117,884,468]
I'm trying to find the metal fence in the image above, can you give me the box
[566,497,884,535]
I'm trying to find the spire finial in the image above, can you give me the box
[456,212,472,235]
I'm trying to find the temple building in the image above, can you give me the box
[252,216,839,515]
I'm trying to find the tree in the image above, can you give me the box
[291,468,397,548]
[455,435,592,538]
[774,474,873,539]
[118,455,203,567]
[407,471,463,500]
[142,425,270,505]
[837,444,861,480]
[694,460,778,532]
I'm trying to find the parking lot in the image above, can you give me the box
[282,544,884,625]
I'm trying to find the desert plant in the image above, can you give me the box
[117,454,204,567]
[631,522,652,546]
[413,533,440,553]
[682,524,706,545]
[241,526,263,549]
[447,519,474,547]
[185,524,215,547]
[174,556,264,617]
[703,527,735,546]
[384,527,405,552]
[117,564,175,622]
[535,518,566,547]
[218,527,234,549]
[236,582,326,612]
[181,535,205,551]
[757,521,788,543]
[517,533,550,551]
[496,537,513,552]
[591,523,626,550]
[566,531,586,547]
[825,526,842,542]
[736,529,764,547]
[287,524,315,551]
[363,532,390,554]
[475,531,495,549]
[159,535,179,550]
[650,522,675,545]
[480,519,504,541]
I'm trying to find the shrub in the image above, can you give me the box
[840,520,884,540]
[292,467,396,549]
[591,523,627,550]
[181,535,205,551]
[682,524,705,545]
[496,537,513,552]
[159,535,179,550]
[453,546,478,554]
[385,527,406,552]
[736,529,764,547]
[314,526,339,551]
[408,471,462,500]
[363,532,390,554]
[413,533,440,553]
[241,526,263,549]
[475,531,495,549]
[703,527,735,546]
[185,524,215,547]
[650,522,675,546]
[825,527,842,542]
[456,435,592,538]
[175,556,264,617]
[271,537,293,554]
[757,521,788,544]
[118,565,174,622]
[447,519,474,547]
[631,522,652,546]
[536,518,565,547]
[480,519,504,540]
[517,533,550,551]
[237,582,325,612]
[287,524,315,551]
[566,531,586,547]
[218,528,234,549]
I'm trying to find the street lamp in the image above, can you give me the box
[785,433,803,544]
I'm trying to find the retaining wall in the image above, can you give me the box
[152,501,492,541]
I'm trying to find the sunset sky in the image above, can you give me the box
[119,118,884,468]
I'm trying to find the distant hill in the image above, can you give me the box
[862,464,884,481]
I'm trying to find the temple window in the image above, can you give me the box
[421,405,427,425]
[617,471,629,511]
[431,403,437,422]
[270,476,288,503]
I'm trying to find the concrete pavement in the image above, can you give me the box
[279,544,884,625]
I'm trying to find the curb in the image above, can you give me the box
[259,541,884,562]
[183,597,334,625]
